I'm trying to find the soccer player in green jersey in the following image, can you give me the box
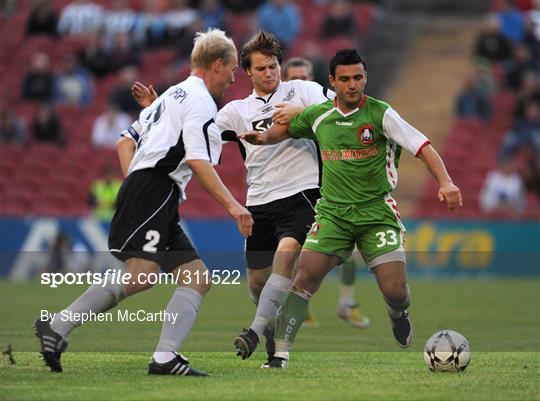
[282,57,370,329]
[240,49,462,368]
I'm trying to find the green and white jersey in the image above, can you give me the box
[288,95,430,205]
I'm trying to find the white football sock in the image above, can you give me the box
[250,273,291,337]
[338,284,355,306]
[50,281,126,338]
[153,287,202,362]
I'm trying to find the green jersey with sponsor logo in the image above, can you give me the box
[288,95,429,205]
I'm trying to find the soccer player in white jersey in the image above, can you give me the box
[34,29,253,376]
[282,57,370,330]
[214,32,336,363]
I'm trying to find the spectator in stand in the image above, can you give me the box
[200,0,227,31]
[109,65,141,117]
[1,0,17,17]
[523,17,540,65]
[31,103,65,147]
[109,32,141,72]
[22,53,54,102]
[57,0,103,37]
[513,71,540,120]
[78,32,112,78]
[455,68,492,121]
[494,0,525,43]
[480,156,526,215]
[164,0,199,58]
[501,100,540,159]
[54,54,94,107]
[132,0,168,47]
[320,0,356,39]
[0,109,26,145]
[26,0,58,37]
[257,0,301,49]
[88,164,122,221]
[475,61,497,96]
[526,0,540,41]
[474,14,513,63]
[91,102,131,149]
[516,146,540,206]
[503,43,537,90]
[164,0,198,42]
[101,0,137,46]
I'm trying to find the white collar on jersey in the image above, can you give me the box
[250,81,282,104]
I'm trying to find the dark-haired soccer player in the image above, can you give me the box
[282,56,370,330]
[241,49,462,368]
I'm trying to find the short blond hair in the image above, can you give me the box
[191,28,237,70]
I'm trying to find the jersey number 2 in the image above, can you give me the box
[143,230,160,253]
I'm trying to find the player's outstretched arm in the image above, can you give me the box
[131,81,158,108]
[117,136,136,177]
[238,123,290,145]
[187,159,254,237]
[418,144,462,211]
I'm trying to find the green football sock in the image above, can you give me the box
[341,259,356,285]
[275,287,311,353]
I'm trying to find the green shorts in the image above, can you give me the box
[303,195,406,269]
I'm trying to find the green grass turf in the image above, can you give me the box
[1,279,539,400]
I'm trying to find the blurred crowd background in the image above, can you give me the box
[0,0,538,222]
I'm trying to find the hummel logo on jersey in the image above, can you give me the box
[282,88,295,102]
[336,121,353,126]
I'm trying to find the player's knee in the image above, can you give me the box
[383,284,410,310]
[293,267,320,293]
[247,273,267,296]
[249,276,266,291]
[198,280,211,296]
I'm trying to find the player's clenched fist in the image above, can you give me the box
[438,182,463,211]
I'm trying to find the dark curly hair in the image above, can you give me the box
[240,31,283,71]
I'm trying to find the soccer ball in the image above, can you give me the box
[423,330,471,372]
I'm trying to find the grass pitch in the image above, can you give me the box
[1,278,539,401]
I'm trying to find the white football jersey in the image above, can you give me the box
[216,80,335,206]
[122,76,222,201]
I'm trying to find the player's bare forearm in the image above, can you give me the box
[117,136,136,177]
[187,159,253,236]
[239,123,290,145]
[418,144,462,211]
